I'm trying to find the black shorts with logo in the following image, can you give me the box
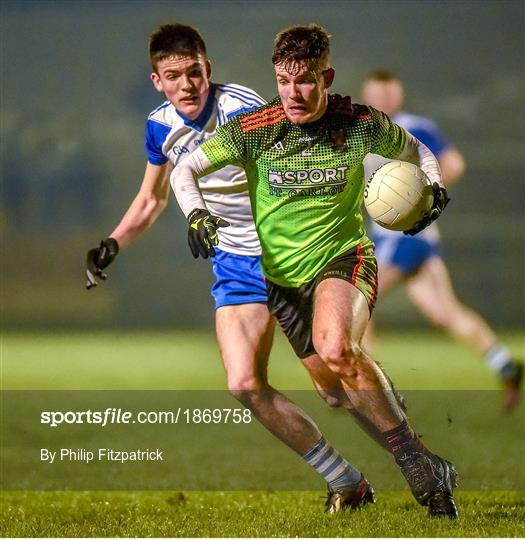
[266,243,378,358]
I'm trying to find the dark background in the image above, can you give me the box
[1,0,524,330]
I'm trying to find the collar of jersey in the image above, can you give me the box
[174,84,216,132]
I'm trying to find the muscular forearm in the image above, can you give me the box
[171,147,211,217]
[398,133,443,188]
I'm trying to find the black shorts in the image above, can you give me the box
[267,243,378,358]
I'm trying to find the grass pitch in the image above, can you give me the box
[2,490,524,538]
[1,330,524,537]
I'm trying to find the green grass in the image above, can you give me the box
[1,330,524,537]
[3,330,524,390]
[2,490,524,537]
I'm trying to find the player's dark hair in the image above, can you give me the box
[364,69,400,83]
[272,24,331,74]
[149,24,207,71]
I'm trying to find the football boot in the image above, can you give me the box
[396,451,458,518]
[502,361,523,411]
[325,475,376,514]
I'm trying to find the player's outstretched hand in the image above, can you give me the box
[187,208,230,259]
[86,238,119,289]
[403,183,450,236]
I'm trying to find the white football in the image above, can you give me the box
[364,160,434,231]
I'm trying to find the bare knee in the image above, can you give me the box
[315,338,364,378]
[227,375,266,404]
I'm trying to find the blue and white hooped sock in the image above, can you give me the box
[302,437,362,491]
[486,344,517,379]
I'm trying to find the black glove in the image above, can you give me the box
[86,237,119,289]
[187,208,230,259]
[403,183,450,236]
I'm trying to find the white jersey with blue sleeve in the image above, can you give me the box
[364,111,451,242]
[146,83,265,256]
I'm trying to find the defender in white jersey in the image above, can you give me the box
[85,24,370,508]
[146,82,262,257]
[361,70,523,411]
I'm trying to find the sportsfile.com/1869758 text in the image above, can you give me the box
[40,407,253,427]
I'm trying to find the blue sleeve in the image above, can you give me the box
[408,120,450,158]
[145,120,171,165]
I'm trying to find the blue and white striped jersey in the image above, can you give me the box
[364,111,451,241]
[146,83,265,256]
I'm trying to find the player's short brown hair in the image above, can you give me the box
[149,24,207,71]
[272,24,331,74]
[363,69,400,83]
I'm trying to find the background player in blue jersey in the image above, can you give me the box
[85,23,372,510]
[361,69,523,410]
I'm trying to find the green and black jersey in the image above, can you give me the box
[199,95,407,287]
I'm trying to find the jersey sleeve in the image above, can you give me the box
[145,119,170,166]
[199,117,247,170]
[369,107,407,159]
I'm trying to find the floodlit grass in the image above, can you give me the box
[1,490,524,537]
[3,330,524,390]
[1,330,524,537]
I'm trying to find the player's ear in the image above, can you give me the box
[205,60,212,80]
[150,71,163,93]
[323,67,335,89]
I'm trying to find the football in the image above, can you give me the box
[364,160,434,231]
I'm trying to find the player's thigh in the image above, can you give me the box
[312,278,371,353]
[373,234,406,292]
[216,303,275,383]
[312,243,378,351]
[406,256,459,320]
[210,248,273,382]
[377,263,405,293]
[266,279,316,359]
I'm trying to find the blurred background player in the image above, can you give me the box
[85,23,372,510]
[361,69,523,410]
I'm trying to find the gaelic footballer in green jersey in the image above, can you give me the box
[173,95,442,287]
[172,23,457,518]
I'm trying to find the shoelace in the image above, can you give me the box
[399,454,429,493]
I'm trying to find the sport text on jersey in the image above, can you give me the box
[268,167,348,198]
